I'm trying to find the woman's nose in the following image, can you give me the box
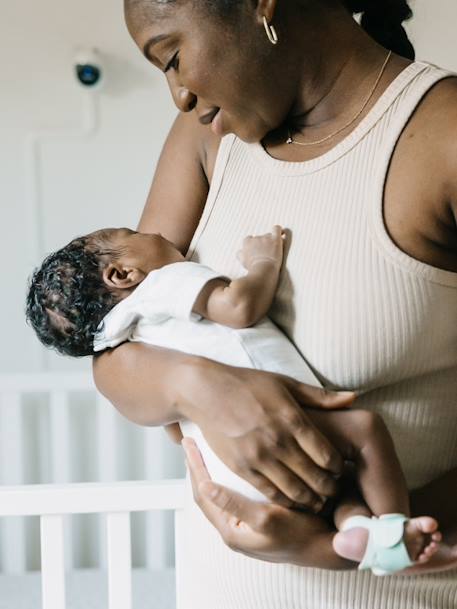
[169,80,197,113]
[178,87,197,112]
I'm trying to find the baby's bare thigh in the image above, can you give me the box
[306,409,387,460]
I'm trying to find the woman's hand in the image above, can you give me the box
[182,437,352,569]
[177,358,356,511]
[183,438,457,575]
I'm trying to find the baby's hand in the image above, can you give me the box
[237,226,286,271]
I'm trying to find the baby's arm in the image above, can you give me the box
[192,226,286,328]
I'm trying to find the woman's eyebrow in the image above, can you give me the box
[143,34,170,61]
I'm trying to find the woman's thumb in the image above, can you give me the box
[291,383,357,409]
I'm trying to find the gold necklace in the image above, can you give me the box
[286,50,392,147]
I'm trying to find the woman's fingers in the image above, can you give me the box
[199,481,266,530]
[248,429,340,507]
[182,437,210,483]
[288,381,357,410]
[270,437,340,498]
[250,462,324,511]
[183,437,264,524]
[274,389,345,477]
[283,382,356,475]
[182,438,268,548]
[292,413,344,475]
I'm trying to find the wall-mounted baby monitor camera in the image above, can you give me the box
[74,48,104,88]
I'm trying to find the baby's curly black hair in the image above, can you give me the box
[26,233,123,357]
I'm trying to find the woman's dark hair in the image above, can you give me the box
[126,0,415,60]
[125,0,242,26]
[26,235,121,358]
[342,0,415,60]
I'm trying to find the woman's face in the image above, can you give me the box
[126,1,296,142]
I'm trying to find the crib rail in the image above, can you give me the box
[0,480,185,609]
[0,371,186,581]
[0,480,185,516]
[0,371,92,392]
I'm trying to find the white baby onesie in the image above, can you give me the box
[94,261,321,501]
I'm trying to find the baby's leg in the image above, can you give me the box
[307,410,441,566]
[308,409,409,515]
[332,481,372,530]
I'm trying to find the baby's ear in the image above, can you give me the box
[102,264,145,290]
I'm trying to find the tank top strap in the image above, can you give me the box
[187,134,236,260]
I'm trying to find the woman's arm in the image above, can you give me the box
[94,111,210,429]
[137,111,217,249]
[95,345,354,509]
[137,111,220,443]
[95,112,211,433]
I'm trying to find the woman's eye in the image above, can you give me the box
[164,52,179,73]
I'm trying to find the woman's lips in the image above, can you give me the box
[199,108,219,125]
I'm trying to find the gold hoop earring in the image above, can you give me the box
[263,15,278,45]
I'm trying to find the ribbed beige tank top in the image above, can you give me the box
[177,61,457,609]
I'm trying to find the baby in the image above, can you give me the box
[26,226,441,575]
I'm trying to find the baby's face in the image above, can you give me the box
[93,228,185,273]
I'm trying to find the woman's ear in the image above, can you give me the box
[102,263,146,290]
[255,0,278,24]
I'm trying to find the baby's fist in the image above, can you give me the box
[237,225,286,271]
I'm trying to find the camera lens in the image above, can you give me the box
[76,64,101,86]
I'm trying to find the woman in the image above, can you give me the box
[94,0,457,606]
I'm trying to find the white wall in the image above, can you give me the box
[1,0,177,373]
[406,0,457,70]
[0,0,456,375]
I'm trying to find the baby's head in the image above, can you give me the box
[26,227,184,357]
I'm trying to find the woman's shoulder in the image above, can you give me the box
[411,73,457,206]
[172,111,223,184]
[138,112,223,251]
[383,71,457,272]
[410,71,457,143]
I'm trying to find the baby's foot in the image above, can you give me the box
[333,516,442,566]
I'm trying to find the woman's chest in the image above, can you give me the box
[189,146,457,390]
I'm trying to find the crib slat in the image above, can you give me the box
[174,508,185,609]
[106,512,132,609]
[96,394,118,481]
[40,514,66,609]
[49,391,73,571]
[49,389,73,568]
[0,391,27,574]
[144,427,167,569]
[96,393,118,569]
[49,391,70,483]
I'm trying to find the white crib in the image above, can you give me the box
[0,372,187,609]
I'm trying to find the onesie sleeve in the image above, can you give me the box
[93,261,228,352]
[154,261,228,322]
